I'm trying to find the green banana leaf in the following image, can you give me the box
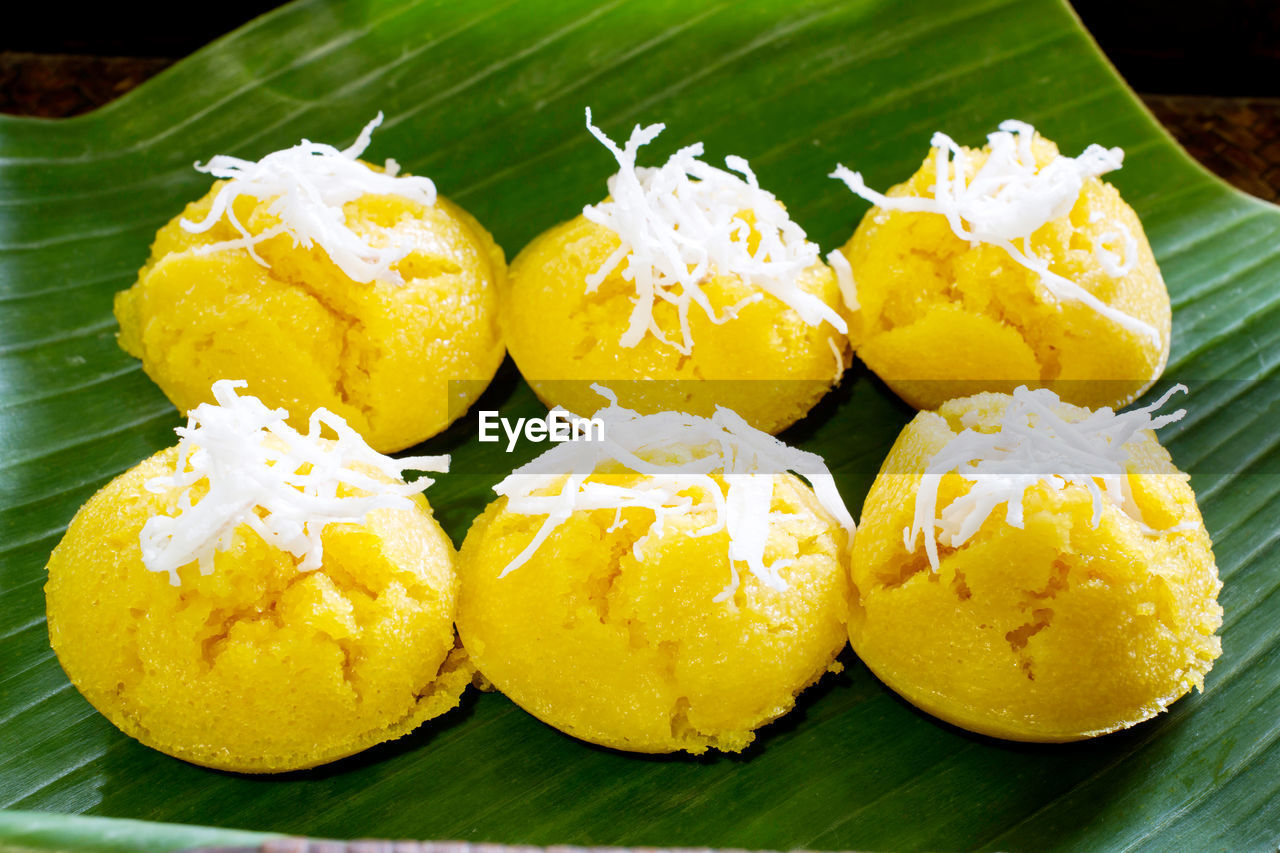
[2,0,1277,849]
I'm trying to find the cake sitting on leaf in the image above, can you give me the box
[502,109,853,435]
[45,381,469,773]
[114,114,506,453]
[456,388,855,754]
[831,120,1171,411]
[849,385,1221,742]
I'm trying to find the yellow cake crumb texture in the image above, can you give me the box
[114,177,506,453]
[45,448,470,773]
[503,214,850,435]
[841,132,1171,411]
[457,471,852,754]
[849,392,1222,742]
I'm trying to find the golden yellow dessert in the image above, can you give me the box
[457,395,855,753]
[45,382,468,772]
[115,115,505,453]
[503,111,851,435]
[849,386,1222,742]
[831,120,1171,411]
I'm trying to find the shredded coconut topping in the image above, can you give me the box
[493,386,855,602]
[181,113,437,286]
[906,384,1190,572]
[1093,222,1138,278]
[582,108,845,355]
[826,247,860,311]
[827,336,846,383]
[139,380,449,585]
[830,120,1161,348]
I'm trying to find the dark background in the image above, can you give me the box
[1,0,1277,95]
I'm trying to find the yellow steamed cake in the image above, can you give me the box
[849,389,1222,742]
[456,395,856,754]
[45,384,470,773]
[115,121,505,454]
[505,217,848,435]
[458,472,851,753]
[836,123,1170,411]
[503,111,851,435]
